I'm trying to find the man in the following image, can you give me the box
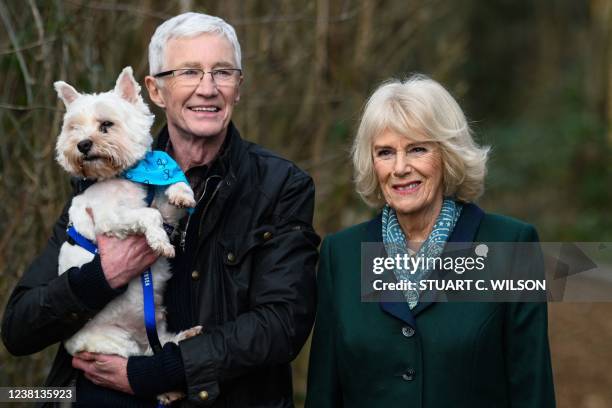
[2,12,319,407]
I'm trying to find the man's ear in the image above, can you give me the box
[234,77,243,104]
[54,81,80,107]
[114,66,141,104]
[144,76,166,109]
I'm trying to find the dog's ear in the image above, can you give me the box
[54,81,80,107]
[114,66,141,104]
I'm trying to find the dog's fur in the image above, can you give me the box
[54,67,199,368]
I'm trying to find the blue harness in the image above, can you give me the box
[67,151,190,357]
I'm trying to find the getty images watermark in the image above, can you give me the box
[360,242,612,302]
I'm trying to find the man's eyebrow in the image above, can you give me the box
[212,61,237,69]
[175,61,237,69]
[176,61,204,68]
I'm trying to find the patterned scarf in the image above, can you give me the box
[382,199,462,309]
[122,151,189,186]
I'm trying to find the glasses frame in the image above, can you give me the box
[153,68,243,86]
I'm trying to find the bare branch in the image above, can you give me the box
[0,1,34,103]
[0,104,61,111]
[64,0,172,20]
[0,37,57,56]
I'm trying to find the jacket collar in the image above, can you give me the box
[154,121,246,181]
[154,122,250,247]
[375,203,485,326]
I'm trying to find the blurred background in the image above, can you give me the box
[0,0,610,406]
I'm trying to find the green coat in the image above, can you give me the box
[306,204,555,407]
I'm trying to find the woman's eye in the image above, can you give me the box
[409,146,427,154]
[376,149,393,158]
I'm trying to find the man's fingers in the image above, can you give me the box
[84,371,104,386]
[75,351,97,361]
[72,357,86,371]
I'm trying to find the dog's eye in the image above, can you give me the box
[99,121,114,133]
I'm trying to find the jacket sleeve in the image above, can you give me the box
[1,194,124,356]
[305,236,343,407]
[504,224,556,407]
[179,173,320,405]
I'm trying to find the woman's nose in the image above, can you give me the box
[392,152,411,177]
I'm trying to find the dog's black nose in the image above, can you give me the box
[77,139,93,154]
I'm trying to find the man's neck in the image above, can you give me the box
[168,126,227,172]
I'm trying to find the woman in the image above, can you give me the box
[306,75,555,407]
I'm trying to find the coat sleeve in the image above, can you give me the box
[1,191,124,356]
[305,236,343,407]
[179,173,320,405]
[504,224,556,407]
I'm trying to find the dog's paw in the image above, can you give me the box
[157,391,185,405]
[149,240,176,258]
[166,182,196,208]
[169,191,196,208]
[175,325,203,342]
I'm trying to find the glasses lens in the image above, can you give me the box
[211,69,240,86]
[173,69,241,87]
[174,69,203,87]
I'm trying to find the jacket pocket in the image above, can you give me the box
[218,225,277,266]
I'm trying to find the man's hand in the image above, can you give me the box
[98,234,159,289]
[72,352,134,394]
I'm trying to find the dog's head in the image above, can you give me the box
[54,67,155,180]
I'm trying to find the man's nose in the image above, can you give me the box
[195,72,219,96]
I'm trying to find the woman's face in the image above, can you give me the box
[373,129,444,220]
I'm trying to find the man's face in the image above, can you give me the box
[146,34,242,142]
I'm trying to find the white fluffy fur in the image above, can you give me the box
[54,67,199,361]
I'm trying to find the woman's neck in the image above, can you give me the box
[397,198,443,250]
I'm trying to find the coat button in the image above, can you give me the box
[198,390,209,400]
[191,270,200,280]
[69,312,79,321]
[401,326,415,338]
[263,231,273,241]
[227,252,236,263]
[402,368,416,381]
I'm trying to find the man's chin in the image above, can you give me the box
[187,124,228,140]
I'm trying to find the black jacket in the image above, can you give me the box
[1,123,320,407]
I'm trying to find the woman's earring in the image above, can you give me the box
[377,192,382,200]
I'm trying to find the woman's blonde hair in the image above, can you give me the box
[351,74,490,207]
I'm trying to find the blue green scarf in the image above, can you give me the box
[382,199,462,309]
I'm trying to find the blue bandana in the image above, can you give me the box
[382,199,462,309]
[122,151,189,186]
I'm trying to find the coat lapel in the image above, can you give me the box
[375,203,485,325]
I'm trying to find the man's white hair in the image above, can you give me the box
[148,12,242,75]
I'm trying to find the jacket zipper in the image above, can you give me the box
[180,175,223,251]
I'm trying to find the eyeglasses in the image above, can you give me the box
[153,68,242,87]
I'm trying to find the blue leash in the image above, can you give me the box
[66,226,98,255]
[143,186,166,408]
[142,184,163,355]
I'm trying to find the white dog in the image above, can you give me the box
[54,67,201,362]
